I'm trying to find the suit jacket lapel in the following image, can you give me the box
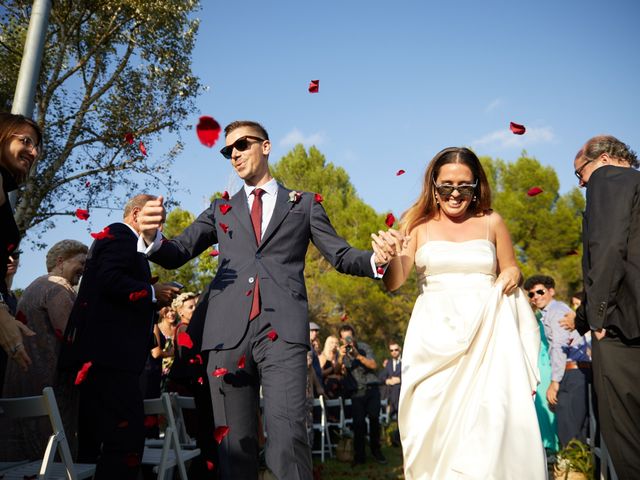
[260,184,293,248]
[228,189,255,240]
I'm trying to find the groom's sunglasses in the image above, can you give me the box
[433,180,477,198]
[220,136,265,159]
[528,289,546,298]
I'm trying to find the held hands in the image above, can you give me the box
[0,305,35,372]
[371,229,409,266]
[153,283,181,307]
[495,266,520,295]
[139,195,166,245]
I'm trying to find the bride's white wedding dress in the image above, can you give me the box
[399,239,547,479]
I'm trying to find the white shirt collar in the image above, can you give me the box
[243,178,278,198]
[120,221,140,239]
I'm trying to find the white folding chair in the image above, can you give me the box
[343,398,353,433]
[379,397,390,426]
[311,395,332,462]
[323,397,344,451]
[0,386,95,480]
[171,394,198,448]
[141,393,201,480]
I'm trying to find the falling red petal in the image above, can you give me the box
[7,243,15,252]
[267,330,278,342]
[196,116,222,148]
[385,213,395,228]
[74,361,93,385]
[213,367,228,377]
[340,313,349,322]
[197,376,204,385]
[90,226,115,241]
[85,181,91,187]
[15,310,27,325]
[150,276,159,284]
[124,133,134,144]
[222,191,230,200]
[219,204,232,215]
[237,354,246,369]
[143,416,158,428]
[75,208,90,220]
[314,193,323,203]
[509,122,526,135]
[209,249,220,257]
[527,187,543,197]
[214,425,230,444]
[219,223,229,233]
[139,141,148,156]
[54,329,64,341]
[396,169,406,176]
[189,354,203,365]
[177,331,194,349]
[206,460,215,471]
[246,290,252,296]
[308,80,320,93]
[129,289,149,302]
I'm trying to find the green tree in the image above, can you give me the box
[481,152,585,299]
[0,0,202,238]
[150,206,218,293]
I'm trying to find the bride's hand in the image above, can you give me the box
[496,266,520,295]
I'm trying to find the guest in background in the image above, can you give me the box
[379,340,402,419]
[318,335,342,398]
[0,249,20,395]
[1,239,88,460]
[157,306,177,392]
[140,306,175,400]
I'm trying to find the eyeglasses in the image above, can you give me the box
[433,180,477,198]
[574,160,592,180]
[220,135,265,159]
[390,348,400,352]
[11,134,40,154]
[527,289,546,298]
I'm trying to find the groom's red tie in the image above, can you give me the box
[249,188,265,320]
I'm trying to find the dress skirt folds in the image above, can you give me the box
[399,240,546,479]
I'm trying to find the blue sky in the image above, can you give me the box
[13,0,640,288]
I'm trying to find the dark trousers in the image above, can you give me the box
[352,385,382,462]
[206,316,311,480]
[592,335,640,479]
[77,366,145,480]
[556,368,590,446]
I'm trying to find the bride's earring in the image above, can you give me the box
[472,195,477,202]
[435,194,440,207]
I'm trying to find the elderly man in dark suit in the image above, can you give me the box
[567,135,640,478]
[61,194,178,479]
[138,120,395,479]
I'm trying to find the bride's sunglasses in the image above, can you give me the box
[220,135,265,159]
[433,180,477,198]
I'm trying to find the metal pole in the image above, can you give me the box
[9,0,52,207]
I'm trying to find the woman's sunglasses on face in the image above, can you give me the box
[220,136,265,159]
[433,180,477,198]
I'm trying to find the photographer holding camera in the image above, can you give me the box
[338,324,387,466]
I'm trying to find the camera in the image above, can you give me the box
[345,336,353,354]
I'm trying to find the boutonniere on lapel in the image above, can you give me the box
[289,191,302,204]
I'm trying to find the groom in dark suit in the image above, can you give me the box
[570,135,640,478]
[138,120,391,479]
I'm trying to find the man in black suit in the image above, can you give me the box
[568,135,640,478]
[138,120,395,479]
[62,194,178,479]
[379,339,402,419]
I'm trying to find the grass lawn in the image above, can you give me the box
[312,444,405,480]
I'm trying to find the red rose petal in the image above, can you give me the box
[74,361,93,385]
[527,187,543,197]
[189,354,203,365]
[85,181,91,187]
[219,204,232,215]
[7,243,15,252]
[212,367,228,378]
[139,141,148,156]
[566,249,579,256]
[219,223,229,233]
[196,116,222,148]
[267,330,278,342]
[125,133,134,144]
[54,328,64,341]
[396,169,406,176]
[246,290,252,296]
[237,354,246,369]
[308,79,319,93]
[177,331,194,349]
[90,226,115,241]
[385,213,395,228]
[222,191,230,200]
[197,376,204,385]
[509,122,526,135]
[206,460,215,471]
[314,193,323,203]
[209,249,220,257]
[376,266,385,275]
[150,275,159,284]
[340,313,349,322]
[143,416,158,428]
[75,208,90,220]
[129,289,149,302]
[214,425,230,444]
[15,310,27,324]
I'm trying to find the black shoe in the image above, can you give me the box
[372,450,387,464]
[351,458,365,467]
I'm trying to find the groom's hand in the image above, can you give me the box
[139,195,166,245]
[371,229,408,265]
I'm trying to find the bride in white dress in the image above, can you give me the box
[373,147,546,479]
